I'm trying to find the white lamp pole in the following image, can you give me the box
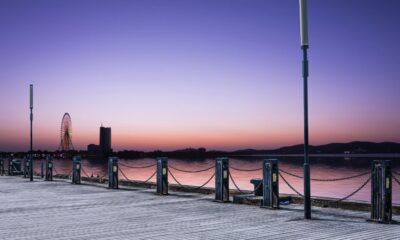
[299,0,311,219]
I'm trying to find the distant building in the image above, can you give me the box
[87,144,100,153]
[87,126,112,159]
[100,126,112,155]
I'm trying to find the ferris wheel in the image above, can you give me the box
[59,113,74,151]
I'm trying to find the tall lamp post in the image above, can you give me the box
[299,0,311,219]
[29,84,33,181]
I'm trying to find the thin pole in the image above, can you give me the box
[299,0,311,220]
[30,84,33,181]
[302,46,311,219]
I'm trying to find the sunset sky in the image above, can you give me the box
[0,0,399,152]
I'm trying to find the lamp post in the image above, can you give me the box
[299,0,311,219]
[29,84,33,181]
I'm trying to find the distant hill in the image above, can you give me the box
[2,141,400,159]
[233,141,400,155]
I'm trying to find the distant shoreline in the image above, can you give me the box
[2,141,400,159]
[232,153,400,158]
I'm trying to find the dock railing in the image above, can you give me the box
[7,156,400,224]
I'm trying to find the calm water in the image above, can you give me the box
[33,156,400,204]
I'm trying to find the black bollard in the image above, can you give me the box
[23,158,28,178]
[370,160,392,223]
[45,156,53,181]
[29,157,33,181]
[262,159,279,209]
[41,159,44,178]
[156,157,168,195]
[10,159,22,176]
[108,157,119,189]
[72,156,81,184]
[215,157,229,202]
[7,158,12,176]
[0,158,3,175]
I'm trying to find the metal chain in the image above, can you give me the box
[230,166,262,172]
[52,167,72,177]
[141,170,157,184]
[168,169,215,190]
[336,175,372,202]
[313,171,370,182]
[253,180,263,192]
[67,169,73,179]
[279,170,371,201]
[169,165,214,173]
[193,173,215,190]
[280,168,370,182]
[228,173,264,195]
[98,174,108,180]
[81,168,91,178]
[279,169,304,179]
[119,168,157,184]
[119,168,132,181]
[119,162,157,169]
[168,169,183,186]
[393,175,400,186]
[229,173,247,194]
[279,172,303,196]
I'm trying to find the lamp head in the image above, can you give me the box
[299,0,309,47]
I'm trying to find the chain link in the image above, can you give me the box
[52,166,71,176]
[229,173,247,194]
[119,162,157,169]
[393,175,400,186]
[67,169,73,179]
[228,173,263,195]
[168,169,215,190]
[168,169,183,186]
[73,166,107,180]
[279,169,303,179]
[81,168,91,178]
[53,167,59,175]
[279,172,303,196]
[169,165,214,173]
[313,171,370,182]
[336,175,371,202]
[280,171,371,202]
[230,166,262,172]
[118,168,131,181]
[229,173,264,195]
[280,168,370,182]
[254,180,263,192]
[98,174,108,180]
[142,170,157,184]
[119,168,157,184]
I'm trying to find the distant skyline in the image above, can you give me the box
[1,0,400,152]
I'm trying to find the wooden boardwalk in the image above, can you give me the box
[0,176,399,240]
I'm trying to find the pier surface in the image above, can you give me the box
[0,176,399,240]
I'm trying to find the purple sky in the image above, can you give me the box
[0,0,399,151]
